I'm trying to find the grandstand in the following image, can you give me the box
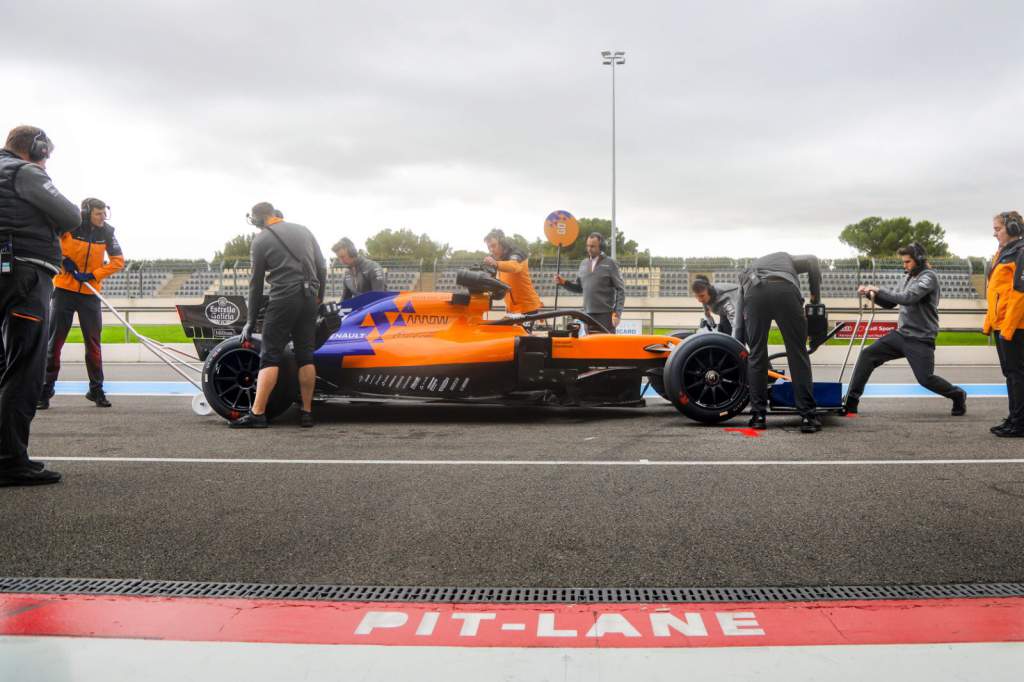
[97,255,984,301]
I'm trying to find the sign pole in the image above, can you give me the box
[553,244,562,312]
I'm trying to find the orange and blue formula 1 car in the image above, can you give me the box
[186,269,697,422]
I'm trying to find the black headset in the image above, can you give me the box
[28,129,52,162]
[588,232,605,247]
[1002,212,1022,238]
[907,242,927,266]
[80,197,105,223]
[337,237,356,256]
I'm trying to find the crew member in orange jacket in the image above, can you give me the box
[38,198,125,409]
[483,229,542,315]
[984,210,1024,437]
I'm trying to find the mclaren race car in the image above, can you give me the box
[180,269,843,425]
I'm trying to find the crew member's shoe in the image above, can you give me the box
[748,412,767,430]
[36,384,55,410]
[991,419,1011,434]
[85,388,112,408]
[950,389,967,417]
[299,410,314,428]
[230,412,268,429]
[800,415,822,433]
[27,459,45,472]
[840,397,859,416]
[0,467,62,487]
[993,423,1024,438]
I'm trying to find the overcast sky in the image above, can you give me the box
[4,0,1022,261]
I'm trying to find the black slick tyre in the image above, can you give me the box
[201,335,298,423]
[663,331,749,424]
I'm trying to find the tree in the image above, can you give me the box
[839,217,950,258]
[213,233,255,263]
[365,228,451,262]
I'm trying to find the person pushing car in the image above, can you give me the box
[741,251,823,433]
[843,243,967,417]
[231,202,326,429]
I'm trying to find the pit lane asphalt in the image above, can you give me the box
[3,363,1022,590]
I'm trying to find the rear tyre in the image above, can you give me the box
[201,335,298,422]
[663,332,749,424]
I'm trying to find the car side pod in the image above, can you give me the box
[662,331,750,424]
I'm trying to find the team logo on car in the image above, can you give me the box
[205,297,241,326]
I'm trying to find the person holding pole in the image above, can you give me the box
[39,197,125,409]
[554,232,625,334]
[842,243,966,417]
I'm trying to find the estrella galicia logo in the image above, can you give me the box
[205,297,241,326]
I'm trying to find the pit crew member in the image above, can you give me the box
[39,197,125,409]
[554,232,625,334]
[231,202,326,429]
[0,125,81,486]
[332,237,385,299]
[843,243,966,417]
[741,251,822,433]
[691,275,740,337]
[483,229,542,316]
[984,211,1024,437]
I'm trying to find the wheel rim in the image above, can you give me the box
[680,345,744,410]
[211,347,261,413]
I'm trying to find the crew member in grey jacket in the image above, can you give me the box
[691,275,740,338]
[232,202,326,429]
[843,244,966,416]
[553,232,625,334]
[741,251,823,433]
[332,237,386,299]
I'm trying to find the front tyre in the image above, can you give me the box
[663,332,749,424]
[201,335,298,422]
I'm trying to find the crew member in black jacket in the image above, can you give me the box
[0,126,81,486]
[741,252,823,433]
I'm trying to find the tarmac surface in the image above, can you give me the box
[3,362,1021,590]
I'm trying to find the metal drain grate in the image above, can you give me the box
[2,577,1023,603]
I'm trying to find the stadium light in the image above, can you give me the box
[601,50,626,259]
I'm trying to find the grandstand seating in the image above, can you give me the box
[99,256,984,300]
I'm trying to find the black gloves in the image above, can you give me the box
[72,271,96,282]
[62,257,77,273]
[240,322,253,342]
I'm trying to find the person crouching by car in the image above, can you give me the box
[483,229,542,316]
[843,243,966,418]
[38,197,124,410]
[553,232,625,334]
[231,202,326,429]
[984,211,1024,438]
[332,237,386,299]
[691,275,740,337]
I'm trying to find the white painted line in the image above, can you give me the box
[41,456,1024,467]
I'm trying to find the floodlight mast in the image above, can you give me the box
[601,50,626,259]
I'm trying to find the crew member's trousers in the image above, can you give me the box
[0,264,53,469]
[46,288,104,392]
[744,280,816,416]
[995,330,1024,427]
[846,331,959,403]
[586,311,616,335]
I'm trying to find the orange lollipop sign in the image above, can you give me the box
[544,210,579,248]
